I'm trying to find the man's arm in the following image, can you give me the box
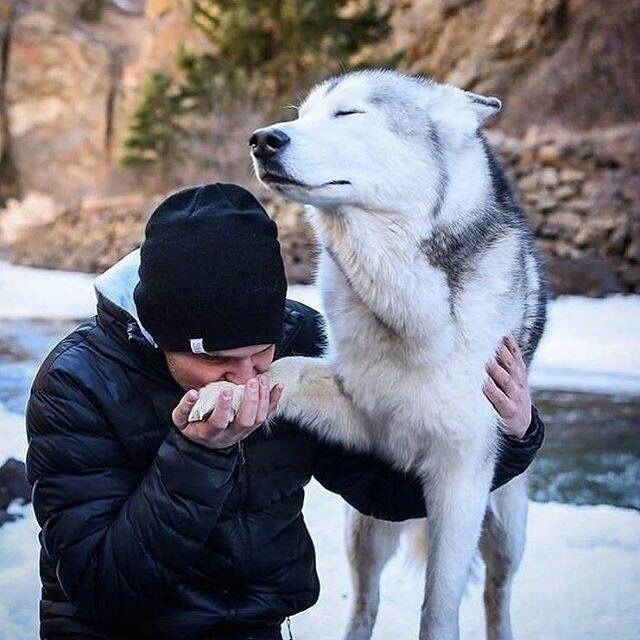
[26,368,238,631]
[312,407,544,521]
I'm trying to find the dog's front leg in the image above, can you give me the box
[269,356,370,450]
[419,456,494,640]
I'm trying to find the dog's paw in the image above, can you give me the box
[188,381,245,422]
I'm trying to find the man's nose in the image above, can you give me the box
[249,128,290,159]
[226,358,257,385]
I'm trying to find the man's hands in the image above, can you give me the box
[172,375,283,450]
[483,334,532,440]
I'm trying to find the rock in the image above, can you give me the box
[518,173,540,191]
[555,184,577,201]
[0,191,64,244]
[545,256,624,297]
[553,241,582,260]
[626,240,640,261]
[559,168,586,184]
[538,144,561,166]
[535,192,557,213]
[574,225,607,248]
[0,458,30,511]
[545,211,583,232]
[540,167,560,188]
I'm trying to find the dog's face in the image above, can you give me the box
[250,70,501,212]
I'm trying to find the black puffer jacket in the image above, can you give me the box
[26,259,544,640]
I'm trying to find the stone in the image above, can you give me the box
[626,240,640,261]
[553,241,582,260]
[559,168,586,184]
[0,191,64,244]
[540,167,560,188]
[546,211,583,231]
[538,144,561,166]
[535,192,557,213]
[518,173,540,191]
[555,184,576,200]
[0,458,30,511]
[544,256,624,297]
[575,225,607,248]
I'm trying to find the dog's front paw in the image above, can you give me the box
[188,381,244,422]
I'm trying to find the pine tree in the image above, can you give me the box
[188,0,391,103]
[121,1,391,171]
[120,72,186,172]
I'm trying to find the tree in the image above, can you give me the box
[120,71,186,173]
[188,0,391,104]
[121,1,392,172]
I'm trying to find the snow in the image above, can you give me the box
[0,488,638,640]
[0,403,26,463]
[0,261,95,320]
[293,482,640,640]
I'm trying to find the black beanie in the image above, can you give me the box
[134,183,287,352]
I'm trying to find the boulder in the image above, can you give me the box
[545,256,624,298]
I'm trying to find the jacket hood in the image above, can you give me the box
[94,249,157,347]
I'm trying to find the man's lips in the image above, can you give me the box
[260,172,351,189]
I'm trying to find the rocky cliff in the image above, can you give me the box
[1,0,638,296]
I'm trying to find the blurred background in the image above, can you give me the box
[0,1,638,638]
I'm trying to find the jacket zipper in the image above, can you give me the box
[230,439,249,622]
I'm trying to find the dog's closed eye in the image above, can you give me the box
[334,110,365,117]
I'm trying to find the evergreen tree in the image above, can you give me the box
[121,1,391,172]
[120,72,186,172]
[188,0,391,103]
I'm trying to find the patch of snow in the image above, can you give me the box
[0,402,26,464]
[0,490,638,639]
[0,261,95,320]
[291,481,640,640]
[530,295,640,395]
[0,504,40,640]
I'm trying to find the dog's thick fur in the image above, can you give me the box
[192,70,547,640]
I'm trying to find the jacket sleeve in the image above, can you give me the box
[313,441,426,522]
[312,405,544,521]
[26,368,238,630]
[491,404,545,490]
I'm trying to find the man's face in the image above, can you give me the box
[164,343,276,391]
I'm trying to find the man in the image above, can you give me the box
[26,183,543,640]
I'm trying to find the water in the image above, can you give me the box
[530,390,640,509]
[0,319,638,509]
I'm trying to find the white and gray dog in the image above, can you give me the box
[191,70,547,640]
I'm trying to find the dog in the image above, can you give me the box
[191,69,547,640]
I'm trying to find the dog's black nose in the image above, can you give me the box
[249,128,290,159]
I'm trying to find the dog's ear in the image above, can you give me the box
[465,92,502,125]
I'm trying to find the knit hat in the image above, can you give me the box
[134,183,287,352]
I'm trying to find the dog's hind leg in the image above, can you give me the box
[343,509,405,640]
[479,473,528,640]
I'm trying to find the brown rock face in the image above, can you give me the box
[390,0,640,135]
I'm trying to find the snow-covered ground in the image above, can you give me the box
[1,261,639,639]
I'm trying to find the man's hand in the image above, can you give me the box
[483,334,532,440]
[172,375,283,450]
